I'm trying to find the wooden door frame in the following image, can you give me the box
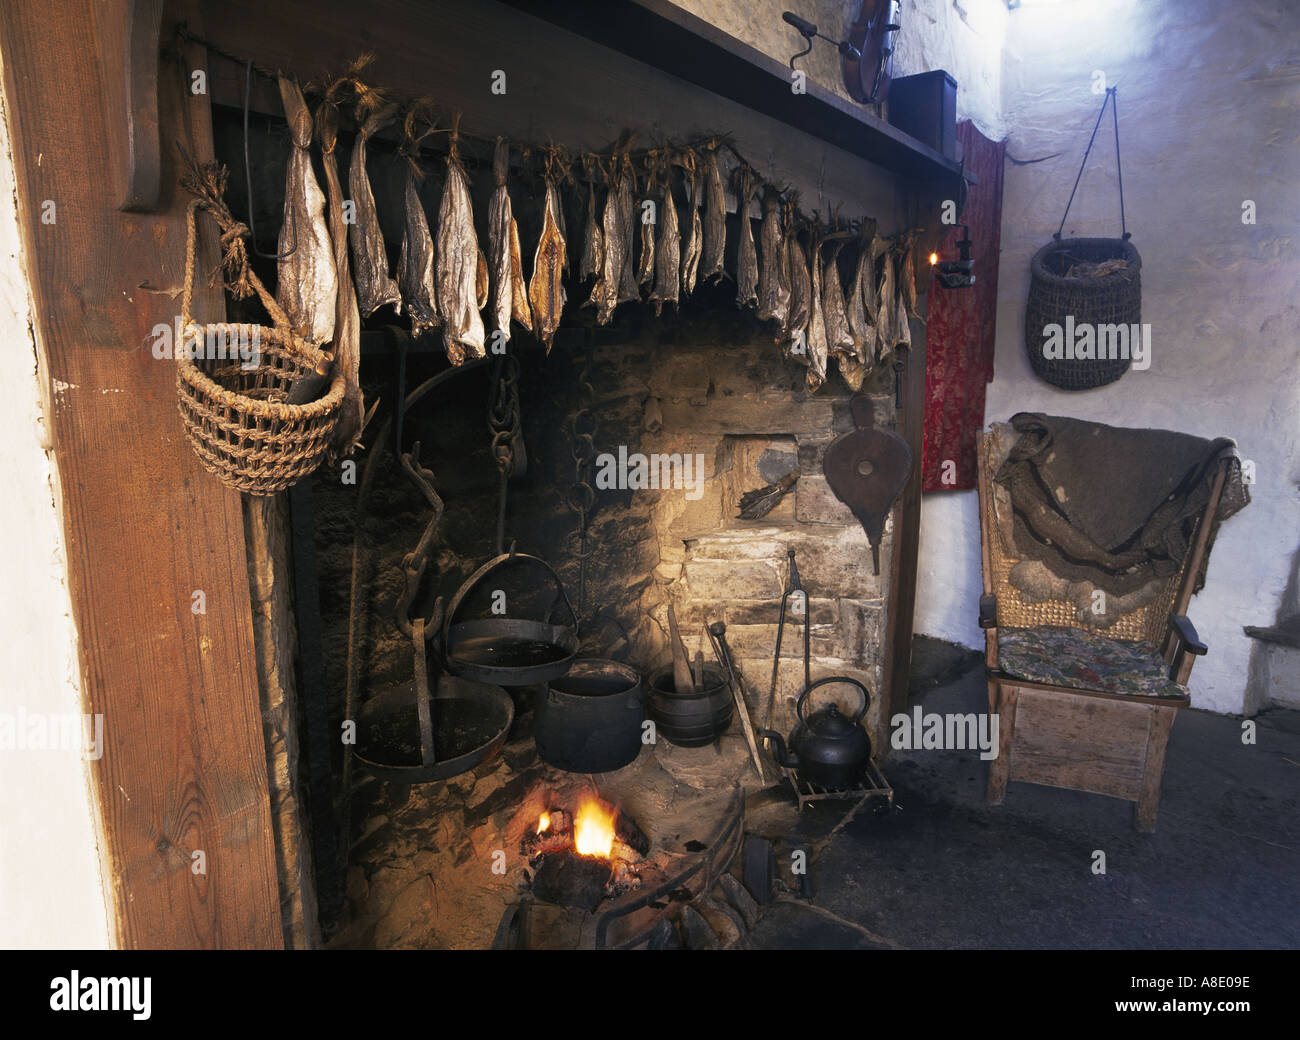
[0,0,282,947]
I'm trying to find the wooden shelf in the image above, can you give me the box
[497,0,965,188]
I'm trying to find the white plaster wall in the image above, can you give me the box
[917,0,1300,716]
[0,76,112,947]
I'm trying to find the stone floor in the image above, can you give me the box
[330,639,1300,949]
[750,640,1300,949]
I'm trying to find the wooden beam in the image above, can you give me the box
[0,0,282,947]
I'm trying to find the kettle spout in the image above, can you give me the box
[759,729,799,770]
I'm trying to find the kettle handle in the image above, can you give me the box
[796,676,871,727]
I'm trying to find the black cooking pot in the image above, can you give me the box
[647,664,733,748]
[534,658,645,773]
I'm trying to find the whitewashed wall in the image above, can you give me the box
[916,0,1300,715]
[0,75,111,947]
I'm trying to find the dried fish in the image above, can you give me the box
[785,224,810,341]
[876,241,897,364]
[805,230,828,393]
[895,253,913,350]
[487,137,531,345]
[734,167,758,309]
[756,188,789,328]
[840,235,876,391]
[316,95,363,452]
[823,241,855,362]
[588,163,626,324]
[435,152,486,365]
[396,168,439,337]
[616,164,639,304]
[700,146,727,283]
[680,165,703,298]
[900,235,921,320]
[529,177,567,350]
[276,77,336,346]
[636,182,656,290]
[578,169,604,284]
[649,174,680,316]
[348,105,401,318]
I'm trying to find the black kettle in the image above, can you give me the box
[760,677,872,789]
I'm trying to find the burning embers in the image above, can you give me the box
[521,797,650,912]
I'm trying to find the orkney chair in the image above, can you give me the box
[976,422,1235,832]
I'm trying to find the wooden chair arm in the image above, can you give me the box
[1170,614,1207,655]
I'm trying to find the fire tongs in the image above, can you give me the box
[765,549,811,731]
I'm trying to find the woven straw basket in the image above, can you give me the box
[176,200,344,495]
[1024,236,1142,391]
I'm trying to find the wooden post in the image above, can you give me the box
[0,0,283,947]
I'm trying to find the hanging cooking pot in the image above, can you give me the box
[443,550,580,686]
[759,676,872,789]
[534,658,645,773]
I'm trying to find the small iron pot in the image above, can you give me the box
[534,658,645,773]
[760,676,872,790]
[647,664,733,748]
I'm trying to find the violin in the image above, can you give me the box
[843,0,901,104]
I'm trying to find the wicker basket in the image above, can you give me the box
[1024,236,1141,391]
[176,200,344,496]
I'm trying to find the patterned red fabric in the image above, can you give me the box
[922,121,1006,492]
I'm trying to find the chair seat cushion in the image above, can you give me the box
[996,626,1187,698]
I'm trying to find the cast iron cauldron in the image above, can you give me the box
[760,676,872,789]
[647,664,733,747]
[534,658,645,773]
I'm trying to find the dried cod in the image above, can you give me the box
[649,173,680,316]
[636,190,656,290]
[316,95,364,452]
[876,239,897,364]
[680,164,702,298]
[396,168,439,337]
[785,220,810,341]
[700,145,727,283]
[734,167,758,309]
[616,162,639,304]
[805,229,828,393]
[839,233,877,391]
[435,150,486,365]
[276,77,336,346]
[756,187,789,328]
[529,175,568,351]
[823,240,855,364]
[348,104,402,318]
[578,166,604,284]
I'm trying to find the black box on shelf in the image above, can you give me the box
[888,71,958,160]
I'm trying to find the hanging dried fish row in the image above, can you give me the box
[348,98,402,318]
[488,136,532,347]
[276,77,337,346]
[756,186,790,329]
[733,165,758,309]
[528,150,568,351]
[315,86,365,452]
[435,119,486,365]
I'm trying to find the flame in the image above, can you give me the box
[537,811,551,834]
[573,798,615,859]
[929,252,939,267]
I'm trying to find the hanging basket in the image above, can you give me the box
[1024,236,1142,391]
[176,200,344,495]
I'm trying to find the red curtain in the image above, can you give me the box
[922,121,1005,492]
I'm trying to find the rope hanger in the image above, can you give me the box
[1055,86,1129,241]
